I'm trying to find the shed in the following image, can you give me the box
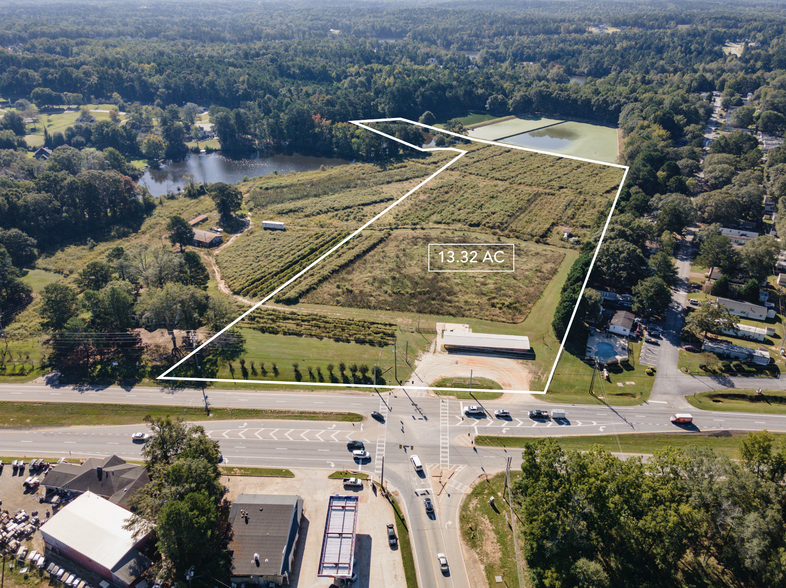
[188,214,209,227]
[193,229,223,248]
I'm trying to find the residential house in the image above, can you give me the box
[193,228,223,248]
[608,310,635,337]
[715,296,776,320]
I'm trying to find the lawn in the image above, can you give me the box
[454,113,507,128]
[678,349,780,378]
[20,269,61,293]
[460,472,523,587]
[0,336,47,383]
[476,431,784,458]
[0,401,361,428]
[686,389,786,414]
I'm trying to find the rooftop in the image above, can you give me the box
[229,495,302,579]
[318,495,358,578]
[442,331,530,351]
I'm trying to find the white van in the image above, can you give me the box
[551,409,566,420]
[410,455,423,471]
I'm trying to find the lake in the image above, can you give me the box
[139,152,352,196]
[467,116,618,164]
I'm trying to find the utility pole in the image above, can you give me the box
[405,341,408,364]
[588,359,598,396]
[380,455,385,491]
[393,336,398,382]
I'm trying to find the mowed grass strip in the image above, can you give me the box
[328,470,370,479]
[475,431,786,458]
[686,389,786,414]
[386,490,418,588]
[433,377,503,400]
[0,401,362,428]
[220,466,294,477]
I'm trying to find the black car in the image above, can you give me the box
[347,440,365,450]
[387,523,397,547]
[528,409,549,419]
[424,497,434,514]
[371,411,385,421]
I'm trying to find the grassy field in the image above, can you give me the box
[466,115,564,140]
[0,336,47,383]
[476,431,777,458]
[303,229,565,323]
[460,472,522,587]
[220,466,294,477]
[686,389,786,413]
[0,401,361,428]
[678,348,780,377]
[20,269,61,293]
[455,113,507,128]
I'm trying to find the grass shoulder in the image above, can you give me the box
[475,431,786,458]
[432,377,503,400]
[383,487,418,588]
[686,389,786,414]
[0,401,362,428]
[220,466,294,477]
[460,472,522,587]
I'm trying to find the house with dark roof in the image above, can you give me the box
[33,147,52,160]
[228,494,303,586]
[42,455,149,509]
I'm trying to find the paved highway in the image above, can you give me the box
[4,382,786,588]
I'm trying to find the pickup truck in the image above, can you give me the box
[343,477,364,488]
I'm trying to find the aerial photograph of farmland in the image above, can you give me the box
[4,1,786,587]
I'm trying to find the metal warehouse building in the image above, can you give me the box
[40,492,152,588]
[442,331,531,356]
[318,495,358,581]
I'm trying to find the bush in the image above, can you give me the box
[721,361,732,372]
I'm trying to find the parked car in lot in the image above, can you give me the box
[347,440,365,450]
[352,450,370,461]
[528,409,549,419]
[387,523,397,547]
[644,337,659,345]
[423,497,434,514]
[494,409,510,418]
[684,345,699,352]
[437,553,449,573]
[370,411,385,422]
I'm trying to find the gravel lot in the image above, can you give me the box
[225,469,406,588]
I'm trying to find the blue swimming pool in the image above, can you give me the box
[595,342,617,360]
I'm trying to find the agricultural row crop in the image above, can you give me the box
[268,187,395,218]
[242,307,396,347]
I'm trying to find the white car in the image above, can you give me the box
[131,432,150,442]
[352,450,370,461]
[437,553,449,573]
[494,409,510,418]
[464,405,484,415]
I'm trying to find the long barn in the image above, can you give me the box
[442,331,531,356]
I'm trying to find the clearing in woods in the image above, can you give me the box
[161,118,627,393]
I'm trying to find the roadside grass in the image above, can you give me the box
[384,488,418,588]
[328,470,370,479]
[460,472,522,587]
[0,401,361,428]
[475,431,786,459]
[432,377,503,400]
[220,466,294,477]
[20,269,61,293]
[0,336,47,383]
[686,389,786,414]
[678,349,780,378]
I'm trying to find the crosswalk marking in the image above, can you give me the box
[440,399,449,469]
[374,398,388,478]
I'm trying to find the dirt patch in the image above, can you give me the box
[411,350,532,392]
[478,514,501,566]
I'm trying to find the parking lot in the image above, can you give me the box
[225,469,406,588]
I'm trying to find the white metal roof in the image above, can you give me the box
[443,331,530,351]
[318,495,358,578]
[39,491,142,570]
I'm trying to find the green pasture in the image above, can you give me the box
[466,115,565,140]
[686,389,786,414]
[20,269,61,293]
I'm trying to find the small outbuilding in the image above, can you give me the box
[188,214,209,227]
[193,228,223,248]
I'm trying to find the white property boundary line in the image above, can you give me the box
[158,117,629,394]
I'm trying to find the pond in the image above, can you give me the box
[467,116,619,164]
[139,152,352,196]
[569,75,588,85]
